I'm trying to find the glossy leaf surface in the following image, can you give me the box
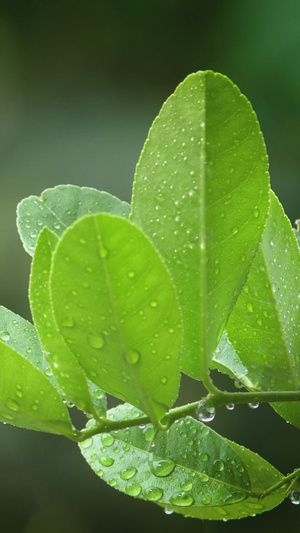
[163,437,286,520]
[80,404,251,514]
[0,341,73,436]
[29,228,106,417]
[17,184,130,255]
[131,70,269,379]
[226,192,300,427]
[50,214,182,425]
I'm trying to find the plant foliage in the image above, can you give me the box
[1,71,300,520]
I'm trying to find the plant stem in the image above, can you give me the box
[71,389,300,441]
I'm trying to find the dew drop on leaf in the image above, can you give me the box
[143,487,163,501]
[62,316,74,328]
[124,349,140,365]
[120,467,137,480]
[150,458,176,477]
[99,456,114,467]
[143,426,155,442]
[87,334,104,350]
[101,434,115,447]
[125,482,142,497]
[164,508,174,515]
[99,246,109,258]
[213,459,225,472]
[0,331,10,342]
[169,491,194,507]
[80,438,93,449]
[224,491,247,504]
[199,452,209,462]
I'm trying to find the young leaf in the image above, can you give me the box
[226,191,300,428]
[50,214,182,425]
[79,404,251,514]
[211,331,250,385]
[0,341,73,436]
[17,184,130,256]
[131,70,269,380]
[29,227,106,417]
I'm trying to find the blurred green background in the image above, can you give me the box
[0,1,300,531]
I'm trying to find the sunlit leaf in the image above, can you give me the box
[162,436,286,520]
[29,228,106,417]
[226,191,300,427]
[17,184,130,255]
[50,214,182,425]
[79,404,251,513]
[131,70,269,379]
[0,341,73,436]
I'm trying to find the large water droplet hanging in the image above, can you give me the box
[248,401,259,409]
[290,490,300,505]
[196,402,216,422]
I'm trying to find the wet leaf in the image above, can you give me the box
[0,341,73,436]
[79,404,251,512]
[17,184,130,256]
[131,70,269,379]
[29,227,106,417]
[226,191,300,427]
[50,214,182,425]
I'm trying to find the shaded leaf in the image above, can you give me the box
[80,404,251,513]
[131,70,269,379]
[17,184,130,255]
[29,228,106,417]
[0,341,73,436]
[50,214,182,425]
[226,191,300,427]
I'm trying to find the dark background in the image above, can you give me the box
[0,1,300,531]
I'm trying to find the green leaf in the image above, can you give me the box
[130,70,269,380]
[211,331,250,385]
[0,341,73,436]
[0,305,57,384]
[17,184,131,256]
[226,191,300,427]
[162,438,286,520]
[79,404,252,515]
[50,214,182,425]
[29,228,106,417]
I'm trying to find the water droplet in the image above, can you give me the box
[101,434,115,447]
[6,400,19,412]
[80,438,93,448]
[197,403,215,422]
[247,302,253,313]
[232,226,239,235]
[99,456,114,467]
[169,491,194,507]
[248,402,259,409]
[88,334,104,349]
[150,300,158,308]
[254,208,260,218]
[203,495,212,505]
[164,508,174,515]
[100,247,108,258]
[214,459,225,472]
[125,349,140,365]
[120,467,137,480]
[199,452,209,462]
[226,403,235,411]
[290,490,300,505]
[125,482,142,497]
[150,458,176,477]
[181,481,193,491]
[0,331,10,342]
[160,376,168,384]
[224,491,246,504]
[143,426,155,442]
[128,271,136,278]
[143,487,163,501]
[199,473,209,483]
